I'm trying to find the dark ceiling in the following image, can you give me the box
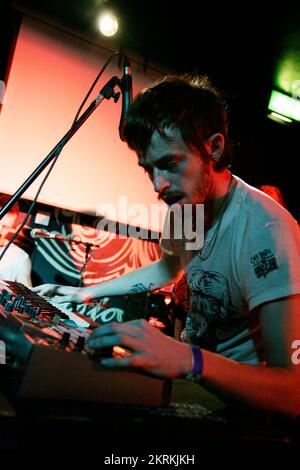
[3,0,300,219]
[10,1,300,91]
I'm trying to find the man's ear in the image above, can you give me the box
[204,133,225,165]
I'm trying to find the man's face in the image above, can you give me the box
[138,127,213,206]
[0,212,18,244]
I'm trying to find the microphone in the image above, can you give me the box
[30,228,74,242]
[118,54,133,141]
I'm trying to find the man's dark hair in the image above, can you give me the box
[122,74,233,171]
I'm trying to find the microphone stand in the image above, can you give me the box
[78,242,92,288]
[0,76,121,220]
[70,239,100,288]
[66,237,101,312]
[36,234,101,313]
[34,234,101,287]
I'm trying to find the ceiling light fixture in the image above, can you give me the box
[97,11,119,37]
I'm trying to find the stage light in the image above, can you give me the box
[267,89,300,123]
[97,11,119,37]
[266,111,293,124]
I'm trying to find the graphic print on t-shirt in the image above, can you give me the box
[250,248,278,279]
[184,269,237,347]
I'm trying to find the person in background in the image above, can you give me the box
[257,184,288,209]
[171,273,190,341]
[0,193,32,287]
[34,74,300,417]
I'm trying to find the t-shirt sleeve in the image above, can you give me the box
[238,219,300,311]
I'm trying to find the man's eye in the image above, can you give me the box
[166,161,178,170]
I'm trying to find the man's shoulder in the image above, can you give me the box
[235,177,297,229]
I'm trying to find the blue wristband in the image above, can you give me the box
[191,346,203,374]
[186,346,203,382]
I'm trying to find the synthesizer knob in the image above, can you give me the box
[75,336,85,352]
[14,295,26,313]
[0,290,8,304]
[15,295,25,310]
[31,307,41,318]
[34,307,41,316]
[0,290,12,306]
[60,332,71,348]
[4,301,14,313]
[24,303,32,315]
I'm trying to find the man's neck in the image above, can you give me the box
[204,171,234,229]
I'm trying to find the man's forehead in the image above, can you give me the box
[138,127,186,166]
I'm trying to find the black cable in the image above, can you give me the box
[0,149,61,262]
[0,50,122,263]
[71,50,120,127]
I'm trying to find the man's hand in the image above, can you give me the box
[88,319,193,379]
[32,284,90,304]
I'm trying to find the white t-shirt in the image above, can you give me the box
[160,176,300,364]
[0,243,30,282]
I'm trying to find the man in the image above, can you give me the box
[0,193,32,287]
[33,75,300,417]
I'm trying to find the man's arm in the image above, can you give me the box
[33,252,182,303]
[88,295,300,417]
[198,295,300,416]
[87,251,182,297]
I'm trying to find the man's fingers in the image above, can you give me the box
[32,284,58,296]
[32,285,45,294]
[88,331,141,352]
[32,285,78,300]
[100,354,145,369]
[32,285,43,292]
[89,320,147,342]
[50,294,72,304]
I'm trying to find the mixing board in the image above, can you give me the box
[0,280,171,406]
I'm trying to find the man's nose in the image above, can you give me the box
[153,168,170,195]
